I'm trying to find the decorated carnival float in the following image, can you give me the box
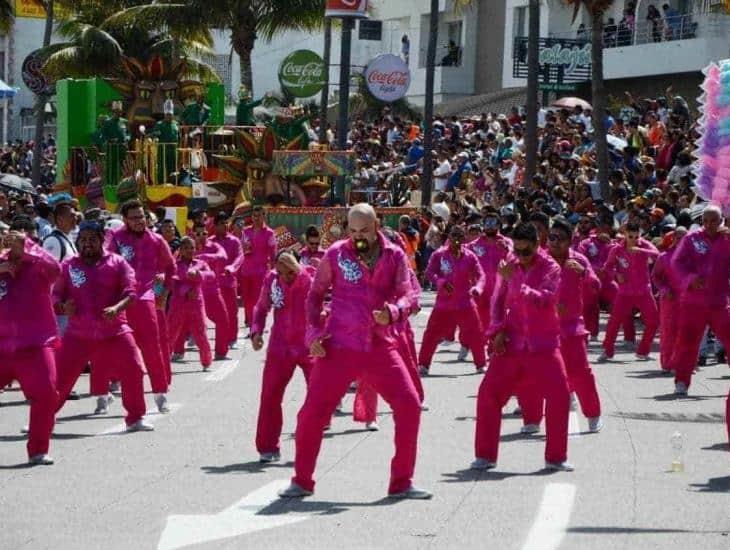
[50,45,417,247]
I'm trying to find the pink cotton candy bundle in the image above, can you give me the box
[694,60,730,210]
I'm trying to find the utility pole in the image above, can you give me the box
[421,0,439,207]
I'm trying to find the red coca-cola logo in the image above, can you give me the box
[367,70,409,86]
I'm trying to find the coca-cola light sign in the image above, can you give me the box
[325,0,368,18]
[364,54,411,103]
[278,50,326,98]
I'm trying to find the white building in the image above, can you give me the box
[502,0,730,103]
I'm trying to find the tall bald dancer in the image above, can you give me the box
[106,199,175,413]
[279,204,430,500]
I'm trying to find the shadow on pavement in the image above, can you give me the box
[644,393,724,402]
[256,496,399,517]
[0,462,35,470]
[57,413,126,422]
[612,411,725,424]
[567,526,726,534]
[689,476,730,493]
[701,442,730,452]
[201,460,295,474]
[440,468,555,483]
[0,432,93,443]
[625,370,673,380]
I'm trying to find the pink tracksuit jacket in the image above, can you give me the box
[0,238,59,353]
[557,250,600,338]
[467,235,512,297]
[604,240,660,296]
[300,247,326,268]
[672,229,730,308]
[209,233,244,289]
[425,246,486,311]
[241,226,277,276]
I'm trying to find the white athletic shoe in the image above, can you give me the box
[365,421,379,431]
[155,393,170,413]
[512,406,522,416]
[475,366,487,374]
[674,382,688,396]
[635,354,651,361]
[457,346,469,362]
[279,482,313,498]
[470,458,497,471]
[596,352,612,363]
[520,423,540,435]
[387,486,433,500]
[418,365,430,376]
[569,393,578,412]
[171,353,185,363]
[587,416,603,433]
[28,454,54,465]
[545,461,574,472]
[94,396,110,415]
[259,452,281,463]
[420,401,430,411]
[126,420,154,432]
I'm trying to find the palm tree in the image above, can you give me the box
[31,0,54,188]
[524,0,540,189]
[564,0,613,200]
[421,0,475,207]
[0,0,13,33]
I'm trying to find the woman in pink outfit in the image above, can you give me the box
[209,212,244,348]
[239,206,277,329]
[167,237,214,369]
[251,251,314,463]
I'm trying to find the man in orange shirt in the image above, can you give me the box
[399,215,420,271]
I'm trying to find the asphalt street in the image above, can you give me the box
[1,294,729,550]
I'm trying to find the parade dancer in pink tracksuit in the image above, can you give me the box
[466,211,512,338]
[54,222,151,431]
[300,225,326,269]
[472,222,572,472]
[192,223,232,360]
[418,225,487,375]
[106,200,175,413]
[651,227,687,374]
[209,212,244,349]
[670,205,730,397]
[353,229,425,430]
[239,206,277,330]
[167,237,214,369]
[520,218,603,434]
[279,204,429,500]
[251,252,314,463]
[599,223,660,362]
[0,218,59,465]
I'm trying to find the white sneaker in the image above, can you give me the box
[94,396,110,415]
[475,366,487,374]
[420,401,430,411]
[635,354,651,361]
[335,399,344,412]
[418,365,430,376]
[279,482,313,498]
[674,382,688,396]
[155,393,170,413]
[520,423,540,434]
[512,406,522,416]
[596,352,612,363]
[387,486,433,500]
[126,420,154,432]
[457,346,469,362]
[440,340,454,347]
[569,393,577,412]
[229,341,239,351]
[545,461,574,472]
[365,421,379,431]
[470,458,496,471]
[171,353,185,363]
[28,454,54,465]
[588,416,603,433]
[259,452,281,463]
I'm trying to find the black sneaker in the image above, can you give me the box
[717,350,726,364]
[67,390,81,400]
[697,355,707,367]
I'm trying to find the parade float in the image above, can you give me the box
[51,47,416,243]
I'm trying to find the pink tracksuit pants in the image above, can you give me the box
[658,297,679,373]
[127,300,169,393]
[203,289,232,357]
[520,335,601,424]
[240,273,265,328]
[168,301,213,368]
[475,348,570,464]
[0,345,58,458]
[584,282,635,342]
[221,285,239,344]
[419,305,486,369]
[292,343,421,495]
[603,292,658,357]
[56,333,146,426]
[256,351,313,455]
[672,303,730,388]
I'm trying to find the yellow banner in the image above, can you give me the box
[14,0,69,18]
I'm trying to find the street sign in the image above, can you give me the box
[359,19,382,41]
[325,0,369,18]
[278,50,326,98]
[539,82,577,92]
[364,54,410,103]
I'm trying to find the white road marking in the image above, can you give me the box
[204,358,241,382]
[522,483,576,550]
[157,480,309,550]
[97,403,183,436]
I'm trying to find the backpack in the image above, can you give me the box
[44,229,75,262]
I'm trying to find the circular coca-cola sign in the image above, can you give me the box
[364,54,410,103]
[278,50,326,98]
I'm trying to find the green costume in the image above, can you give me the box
[99,115,129,187]
[236,98,263,126]
[271,115,309,148]
[180,101,211,127]
[150,119,180,184]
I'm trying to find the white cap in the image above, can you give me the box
[431,202,450,221]
[111,100,123,111]
[163,99,175,115]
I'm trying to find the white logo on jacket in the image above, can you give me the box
[69,266,87,288]
[270,279,285,309]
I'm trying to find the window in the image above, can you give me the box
[514,6,527,39]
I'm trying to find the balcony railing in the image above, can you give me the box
[551,12,730,49]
